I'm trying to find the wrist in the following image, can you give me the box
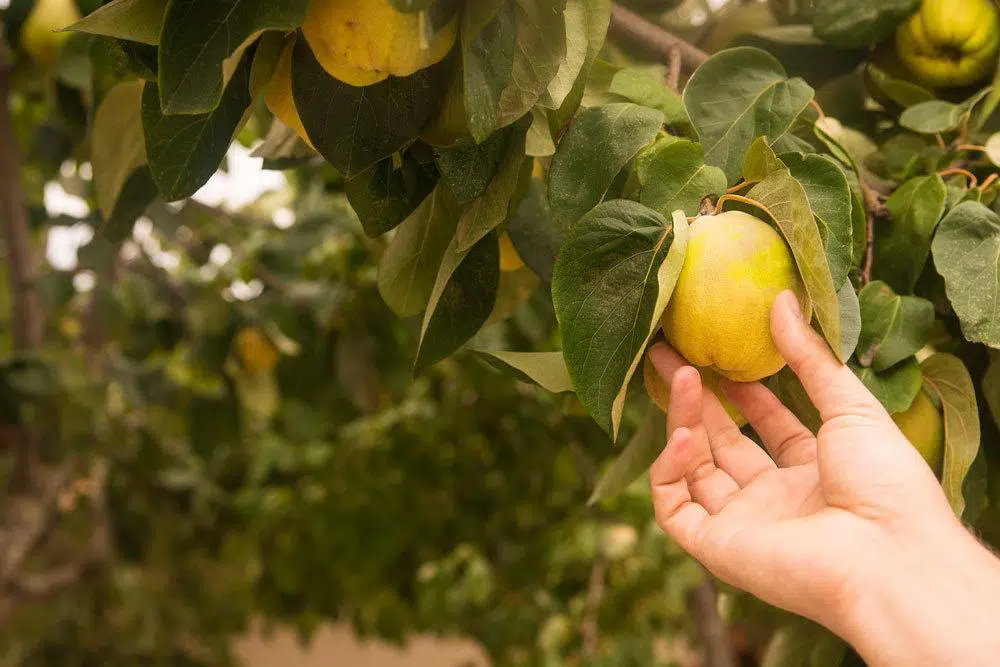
[836,522,1000,666]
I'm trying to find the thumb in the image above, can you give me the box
[771,290,885,422]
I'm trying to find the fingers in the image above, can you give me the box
[650,427,712,555]
[663,367,741,513]
[722,380,817,467]
[771,291,885,422]
[649,345,775,485]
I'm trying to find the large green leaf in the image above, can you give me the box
[474,350,574,393]
[552,204,685,439]
[931,201,1000,347]
[811,0,918,49]
[506,176,560,282]
[838,282,861,361]
[850,357,922,414]
[344,153,439,238]
[780,152,853,289]
[899,100,966,134]
[855,281,933,372]
[461,1,515,142]
[747,169,842,358]
[141,50,253,201]
[158,0,308,114]
[415,232,500,373]
[377,185,461,316]
[922,354,980,518]
[454,119,529,251]
[683,47,814,183]
[92,81,147,220]
[291,37,452,178]
[874,174,947,294]
[544,0,589,109]
[496,0,569,125]
[638,140,727,217]
[589,403,665,504]
[66,0,165,45]
[769,367,821,433]
[549,103,664,228]
[435,131,509,203]
[607,67,689,127]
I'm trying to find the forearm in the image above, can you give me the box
[839,525,1000,666]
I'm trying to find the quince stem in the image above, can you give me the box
[936,167,979,189]
[712,193,772,219]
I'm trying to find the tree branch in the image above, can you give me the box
[609,4,709,72]
[688,575,737,667]
[0,29,43,352]
[858,180,887,286]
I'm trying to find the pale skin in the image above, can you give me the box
[649,290,1000,666]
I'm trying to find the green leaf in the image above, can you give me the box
[683,47,814,183]
[982,350,1000,429]
[506,176,560,282]
[856,281,934,371]
[850,188,866,270]
[780,152,853,289]
[377,185,461,316]
[474,350,574,393]
[864,64,935,108]
[435,132,509,204]
[589,403,665,504]
[291,37,452,178]
[812,0,918,49]
[455,119,529,251]
[66,0,165,45]
[608,67,689,127]
[553,204,685,438]
[813,116,877,177]
[141,50,253,201]
[932,202,1000,347]
[549,103,664,228]
[544,0,590,110]
[850,357,922,414]
[747,169,842,358]
[838,282,861,361]
[874,174,947,294]
[158,0,308,114]
[899,100,965,134]
[461,1,515,142]
[638,140,726,217]
[415,232,500,373]
[496,0,568,126]
[769,367,821,433]
[92,81,146,220]
[344,153,439,238]
[743,136,788,182]
[922,353,981,518]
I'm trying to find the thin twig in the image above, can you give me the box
[609,3,709,72]
[666,46,682,92]
[808,99,826,120]
[688,574,737,667]
[582,558,607,657]
[936,167,978,188]
[714,193,771,217]
[979,173,998,191]
[858,181,886,286]
[934,133,947,150]
[955,143,988,154]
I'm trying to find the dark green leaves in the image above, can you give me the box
[851,358,922,414]
[67,0,165,45]
[899,100,967,134]
[589,403,665,504]
[874,174,947,294]
[158,0,308,114]
[638,140,727,217]
[932,202,1000,347]
[141,51,254,201]
[922,354,980,517]
[496,0,568,126]
[607,67,688,127]
[812,0,918,49]
[344,153,439,238]
[461,1,515,142]
[552,202,682,438]
[856,281,933,371]
[683,47,813,183]
[435,132,509,203]
[292,37,452,178]
[549,103,664,228]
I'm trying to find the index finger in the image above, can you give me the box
[770,291,885,422]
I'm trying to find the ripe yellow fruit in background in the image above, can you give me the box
[302,0,457,87]
[893,389,945,475]
[499,233,525,272]
[895,0,1000,89]
[265,42,315,149]
[662,211,811,383]
[20,0,82,66]
[643,355,747,427]
[235,327,280,374]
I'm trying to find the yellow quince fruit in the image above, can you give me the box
[895,0,1000,89]
[235,327,280,374]
[643,354,748,427]
[661,210,811,383]
[301,0,458,87]
[21,0,82,66]
[892,388,945,475]
[265,41,315,149]
[499,232,525,272]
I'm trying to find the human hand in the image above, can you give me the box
[649,290,1000,665]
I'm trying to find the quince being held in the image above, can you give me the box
[302,0,457,87]
[661,210,811,384]
[895,0,1000,89]
[892,388,945,475]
